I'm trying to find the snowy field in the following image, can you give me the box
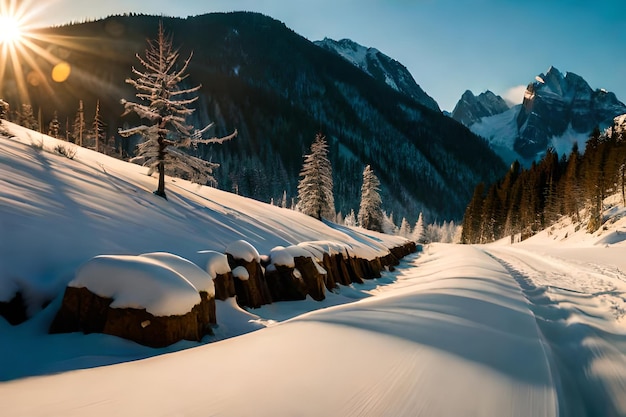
[1,122,626,415]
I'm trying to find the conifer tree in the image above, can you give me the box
[120,22,236,199]
[296,133,335,220]
[17,104,38,130]
[72,100,85,146]
[398,217,411,238]
[47,111,60,138]
[0,99,9,121]
[461,182,485,243]
[92,100,106,153]
[412,212,424,243]
[344,209,357,227]
[358,165,384,232]
[383,212,397,235]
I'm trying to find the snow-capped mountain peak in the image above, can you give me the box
[451,90,509,126]
[452,66,626,165]
[314,37,440,111]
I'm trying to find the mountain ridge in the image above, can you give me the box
[1,12,505,222]
[451,66,626,164]
[314,37,440,112]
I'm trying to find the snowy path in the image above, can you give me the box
[1,245,559,417]
[483,245,626,417]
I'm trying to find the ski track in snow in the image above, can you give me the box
[483,246,626,417]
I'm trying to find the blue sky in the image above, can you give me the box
[25,0,626,110]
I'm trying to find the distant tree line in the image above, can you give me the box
[461,123,626,244]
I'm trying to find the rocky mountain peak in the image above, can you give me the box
[515,66,626,158]
[314,37,440,112]
[451,90,509,126]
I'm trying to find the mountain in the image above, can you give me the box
[451,90,509,126]
[314,37,440,112]
[0,12,505,222]
[515,66,626,158]
[454,67,626,165]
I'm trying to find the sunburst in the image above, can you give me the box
[0,0,79,106]
[0,13,23,45]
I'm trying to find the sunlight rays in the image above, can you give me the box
[0,0,82,106]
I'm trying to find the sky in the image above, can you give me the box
[11,0,626,111]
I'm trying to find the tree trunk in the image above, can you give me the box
[155,133,167,199]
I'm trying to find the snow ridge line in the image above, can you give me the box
[482,249,619,417]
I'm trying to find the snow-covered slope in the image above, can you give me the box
[1,244,561,417]
[315,37,440,111]
[0,121,405,314]
[2,120,625,416]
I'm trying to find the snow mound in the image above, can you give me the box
[139,252,215,296]
[70,255,201,316]
[232,266,249,281]
[198,251,231,279]
[269,245,315,267]
[225,240,260,263]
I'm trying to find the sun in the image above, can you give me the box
[0,14,23,45]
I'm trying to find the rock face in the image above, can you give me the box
[451,90,509,126]
[314,37,441,112]
[515,67,626,158]
[49,286,215,347]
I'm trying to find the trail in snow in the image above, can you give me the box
[483,246,626,417]
[0,245,559,417]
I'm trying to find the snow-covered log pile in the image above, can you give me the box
[48,240,416,347]
[50,253,216,348]
[200,251,235,301]
[264,240,417,303]
[225,240,273,309]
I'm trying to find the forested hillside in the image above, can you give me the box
[462,115,626,243]
[0,12,505,223]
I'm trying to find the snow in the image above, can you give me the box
[0,121,403,311]
[547,123,590,156]
[199,250,231,279]
[70,255,201,316]
[269,245,313,267]
[231,265,249,281]
[224,239,260,263]
[2,121,625,415]
[139,252,215,295]
[470,105,521,165]
[0,245,561,417]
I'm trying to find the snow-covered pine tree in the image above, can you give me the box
[358,165,384,232]
[383,212,397,235]
[119,22,236,199]
[344,209,357,227]
[0,99,8,120]
[398,217,411,238]
[47,111,60,138]
[412,212,424,243]
[296,133,335,220]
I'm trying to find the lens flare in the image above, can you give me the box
[51,62,71,82]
